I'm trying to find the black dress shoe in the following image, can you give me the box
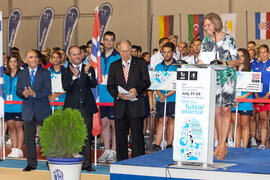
[82,166,95,172]
[23,165,36,172]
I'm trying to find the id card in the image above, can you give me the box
[7,94,13,101]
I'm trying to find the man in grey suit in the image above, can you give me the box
[16,49,51,171]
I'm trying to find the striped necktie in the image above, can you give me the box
[123,62,129,82]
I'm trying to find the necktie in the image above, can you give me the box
[76,66,80,78]
[30,70,35,87]
[123,62,129,82]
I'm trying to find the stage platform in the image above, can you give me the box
[110,148,270,180]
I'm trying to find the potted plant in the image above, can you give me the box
[39,108,87,180]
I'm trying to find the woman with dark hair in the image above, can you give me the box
[231,48,253,148]
[4,53,24,158]
[200,13,239,160]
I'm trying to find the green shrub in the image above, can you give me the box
[39,108,87,158]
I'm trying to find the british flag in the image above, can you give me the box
[91,7,102,137]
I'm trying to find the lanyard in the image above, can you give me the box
[194,56,197,64]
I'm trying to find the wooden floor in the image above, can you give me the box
[0,168,109,180]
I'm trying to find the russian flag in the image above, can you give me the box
[188,14,204,41]
[91,7,102,137]
[255,12,270,40]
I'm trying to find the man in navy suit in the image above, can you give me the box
[107,40,151,161]
[16,49,51,171]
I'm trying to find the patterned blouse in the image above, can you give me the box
[200,34,239,85]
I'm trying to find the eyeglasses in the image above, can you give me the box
[203,23,213,28]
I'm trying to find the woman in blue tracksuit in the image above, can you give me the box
[231,48,253,148]
[4,53,24,158]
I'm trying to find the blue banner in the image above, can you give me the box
[7,9,21,56]
[63,6,79,52]
[98,3,113,40]
[38,7,54,52]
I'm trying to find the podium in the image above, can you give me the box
[173,64,225,168]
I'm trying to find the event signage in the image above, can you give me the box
[7,9,21,55]
[37,7,54,51]
[148,71,176,91]
[63,7,79,52]
[236,71,262,92]
[98,3,112,40]
[173,67,216,166]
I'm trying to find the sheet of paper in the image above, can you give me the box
[198,52,219,64]
[118,86,138,101]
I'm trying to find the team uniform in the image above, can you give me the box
[251,59,270,112]
[154,60,177,119]
[4,73,23,121]
[48,66,66,110]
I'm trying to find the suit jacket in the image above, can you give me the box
[62,64,98,115]
[16,65,51,121]
[107,56,151,119]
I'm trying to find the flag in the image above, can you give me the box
[159,15,174,39]
[37,7,54,51]
[91,7,102,137]
[188,14,204,41]
[221,13,237,38]
[7,9,21,56]
[63,7,79,52]
[255,12,270,40]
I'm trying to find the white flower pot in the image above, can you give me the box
[47,156,84,180]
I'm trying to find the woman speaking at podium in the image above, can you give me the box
[199,13,239,160]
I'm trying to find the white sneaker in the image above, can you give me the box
[98,150,111,163]
[251,137,257,147]
[6,138,11,145]
[258,144,265,149]
[227,138,234,147]
[106,150,116,163]
[7,148,17,158]
[17,149,24,158]
[214,140,218,147]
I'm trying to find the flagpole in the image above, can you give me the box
[245,11,248,46]
[179,13,181,41]
[149,14,153,55]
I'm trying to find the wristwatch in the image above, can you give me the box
[225,61,228,66]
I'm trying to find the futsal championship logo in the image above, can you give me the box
[179,117,204,161]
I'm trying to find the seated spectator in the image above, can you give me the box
[4,53,24,158]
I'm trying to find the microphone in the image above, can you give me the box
[173,33,200,66]
[210,31,222,65]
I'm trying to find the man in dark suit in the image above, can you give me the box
[16,49,51,171]
[62,46,98,172]
[107,40,151,161]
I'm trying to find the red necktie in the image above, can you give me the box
[123,62,129,82]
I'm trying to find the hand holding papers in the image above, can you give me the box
[118,86,138,101]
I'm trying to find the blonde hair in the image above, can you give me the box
[203,13,223,32]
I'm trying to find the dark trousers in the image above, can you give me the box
[24,118,43,168]
[115,106,145,161]
[78,106,93,168]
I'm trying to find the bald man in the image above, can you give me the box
[107,40,151,161]
[16,49,51,171]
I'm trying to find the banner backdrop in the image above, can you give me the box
[7,9,21,56]
[98,3,113,40]
[63,6,79,52]
[37,7,54,51]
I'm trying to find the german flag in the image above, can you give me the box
[159,15,174,39]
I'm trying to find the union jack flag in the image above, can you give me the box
[91,7,102,137]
